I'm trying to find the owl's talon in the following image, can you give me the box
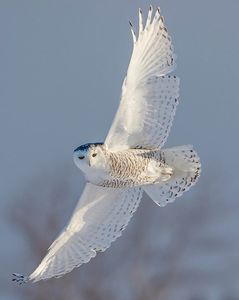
[12,273,28,285]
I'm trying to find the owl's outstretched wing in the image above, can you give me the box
[14,183,142,283]
[105,7,179,151]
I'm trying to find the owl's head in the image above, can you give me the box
[73,142,106,173]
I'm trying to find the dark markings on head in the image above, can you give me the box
[74,142,104,153]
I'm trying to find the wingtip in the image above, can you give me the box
[129,21,136,43]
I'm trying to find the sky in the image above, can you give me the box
[1,0,239,299]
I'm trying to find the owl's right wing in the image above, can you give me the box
[105,7,179,151]
[15,183,142,283]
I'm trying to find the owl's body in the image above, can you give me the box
[13,6,201,285]
[75,143,200,199]
[87,146,173,188]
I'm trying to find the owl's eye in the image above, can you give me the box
[92,153,97,158]
[78,156,85,160]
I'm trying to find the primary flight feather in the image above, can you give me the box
[13,6,201,284]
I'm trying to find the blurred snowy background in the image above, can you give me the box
[1,0,239,299]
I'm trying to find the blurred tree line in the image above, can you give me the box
[6,165,239,300]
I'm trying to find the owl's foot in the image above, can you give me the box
[12,273,28,285]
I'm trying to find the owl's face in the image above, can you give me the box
[73,143,106,173]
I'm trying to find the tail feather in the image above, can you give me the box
[144,145,201,207]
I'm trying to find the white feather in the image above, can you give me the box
[144,146,201,207]
[27,183,142,282]
[12,7,200,285]
[105,7,177,151]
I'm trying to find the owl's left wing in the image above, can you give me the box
[13,183,142,283]
[105,7,179,151]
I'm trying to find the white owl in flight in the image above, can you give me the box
[13,6,201,284]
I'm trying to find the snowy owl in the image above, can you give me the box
[13,6,201,284]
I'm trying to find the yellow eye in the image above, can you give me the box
[92,153,97,157]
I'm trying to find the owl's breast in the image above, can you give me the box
[85,148,172,188]
[96,149,168,188]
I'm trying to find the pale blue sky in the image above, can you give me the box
[1,0,238,202]
[1,0,239,298]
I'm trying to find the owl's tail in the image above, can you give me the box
[143,145,201,207]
